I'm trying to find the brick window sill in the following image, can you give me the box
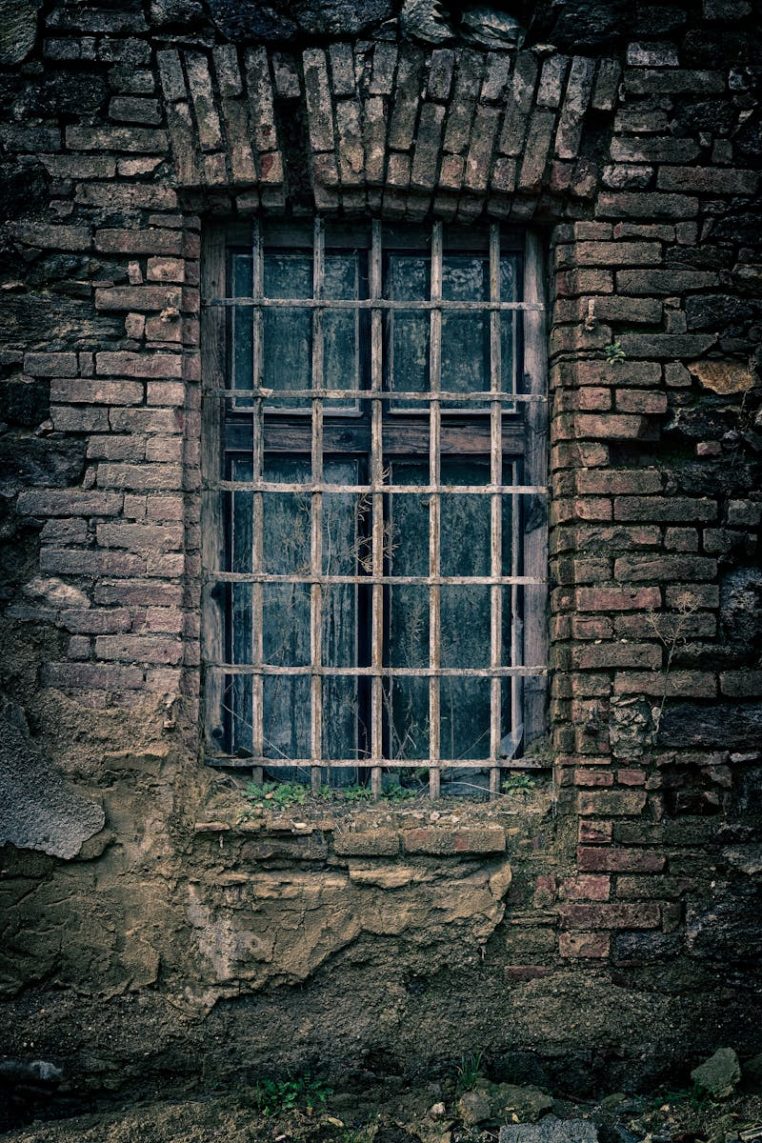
[194,782,554,858]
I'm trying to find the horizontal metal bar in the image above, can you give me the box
[206,571,546,586]
[205,298,545,312]
[205,755,549,770]
[212,388,547,404]
[209,481,548,495]
[210,663,548,677]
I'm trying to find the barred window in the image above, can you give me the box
[201,219,548,799]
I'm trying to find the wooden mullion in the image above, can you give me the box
[370,219,384,799]
[250,218,265,784]
[522,231,549,747]
[489,223,503,800]
[201,225,226,760]
[428,220,443,800]
[310,217,325,794]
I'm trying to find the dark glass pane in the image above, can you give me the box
[441,254,489,404]
[262,251,312,407]
[324,252,361,410]
[228,456,253,754]
[500,255,518,395]
[440,459,490,578]
[385,254,429,398]
[262,457,311,574]
[231,254,253,401]
[263,675,310,761]
[441,678,491,760]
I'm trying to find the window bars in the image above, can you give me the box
[201,218,548,799]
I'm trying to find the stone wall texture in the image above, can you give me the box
[0,0,761,1110]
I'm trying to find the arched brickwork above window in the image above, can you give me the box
[157,43,619,218]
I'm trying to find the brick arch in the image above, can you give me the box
[157,42,621,218]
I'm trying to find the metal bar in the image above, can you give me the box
[216,387,547,403]
[251,218,265,783]
[310,217,324,794]
[206,572,547,586]
[428,220,443,800]
[370,219,383,799]
[206,754,550,770]
[489,223,502,800]
[208,664,549,678]
[206,297,545,312]
[212,481,549,495]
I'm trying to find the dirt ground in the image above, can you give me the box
[2,1081,760,1143]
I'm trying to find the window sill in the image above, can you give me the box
[194,779,554,858]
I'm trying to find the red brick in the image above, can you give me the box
[578,790,648,816]
[617,768,647,786]
[574,768,614,787]
[578,846,665,873]
[579,820,613,844]
[576,586,661,612]
[614,555,717,582]
[95,634,183,664]
[95,285,182,312]
[559,932,610,957]
[563,875,610,901]
[96,352,182,378]
[560,902,660,929]
[95,228,183,255]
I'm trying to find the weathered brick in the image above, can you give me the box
[95,635,183,664]
[614,496,716,523]
[615,390,668,415]
[60,609,133,634]
[50,379,144,405]
[95,228,183,255]
[43,662,144,689]
[578,847,665,873]
[559,932,610,957]
[617,268,718,294]
[572,643,661,670]
[560,902,660,929]
[96,523,184,552]
[334,830,400,857]
[597,193,698,219]
[66,126,168,152]
[109,96,162,125]
[613,671,717,698]
[576,586,661,612]
[75,183,178,210]
[17,490,122,517]
[556,241,662,267]
[610,137,700,164]
[657,167,759,195]
[402,827,506,855]
[562,875,610,901]
[23,353,78,377]
[614,555,717,582]
[578,790,648,816]
[623,69,725,95]
[720,671,762,698]
[97,463,183,490]
[96,286,182,312]
[619,332,717,359]
[96,352,182,378]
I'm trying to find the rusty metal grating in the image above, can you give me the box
[201,218,548,798]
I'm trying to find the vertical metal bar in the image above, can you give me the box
[311,216,325,795]
[251,219,265,784]
[370,219,384,799]
[488,223,502,799]
[428,220,443,800]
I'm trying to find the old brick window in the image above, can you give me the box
[202,219,548,798]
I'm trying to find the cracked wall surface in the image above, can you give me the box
[0,0,761,1109]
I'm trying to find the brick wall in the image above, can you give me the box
[1,0,761,1095]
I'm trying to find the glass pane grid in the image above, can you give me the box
[205,220,548,794]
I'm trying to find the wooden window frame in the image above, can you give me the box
[201,218,548,798]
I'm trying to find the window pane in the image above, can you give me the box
[385,253,429,398]
[441,254,489,404]
[262,251,312,407]
[230,253,253,402]
[441,678,491,761]
[500,255,519,395]
[324,251,362,410]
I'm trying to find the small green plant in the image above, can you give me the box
[250,1075,332,1116]
[657,1083,708,1111]
[244,781,307,810]
[501,773,537,793]
[604,340,627,362]
[456,1050,485,1094]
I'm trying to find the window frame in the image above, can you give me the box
[201,218,548,798]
